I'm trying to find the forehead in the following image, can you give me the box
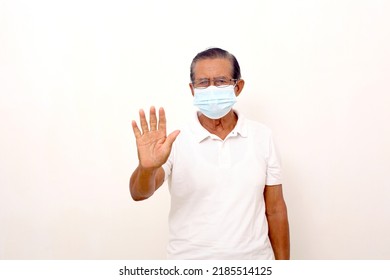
[193,58,232,79]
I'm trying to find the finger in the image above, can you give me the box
[165,130,180,148]
[131,120,142,139]
[139,109,149,134]
[158,107,167,135]
[149,106,157,131]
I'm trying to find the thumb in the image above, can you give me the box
[165,130,180,148]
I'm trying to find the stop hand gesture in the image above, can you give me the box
[132,107,180,169]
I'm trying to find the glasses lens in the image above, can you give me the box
[194,79,209,89]
[214,78,229,87]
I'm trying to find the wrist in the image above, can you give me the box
[138,164,160,174]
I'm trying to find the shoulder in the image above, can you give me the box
[242,116,273,139]
[170,120,195,149]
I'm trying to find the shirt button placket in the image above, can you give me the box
[219,140,231,168]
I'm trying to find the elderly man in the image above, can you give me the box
[130,48,290,260]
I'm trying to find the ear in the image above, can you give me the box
[189,83,195,96]
[234,79,245,97]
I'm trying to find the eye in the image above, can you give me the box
[214,78,228,86]
[195,79,209,88]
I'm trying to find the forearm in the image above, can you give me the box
[267,207,290,260]
[129,165,162,201]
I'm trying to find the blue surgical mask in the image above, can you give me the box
[193,85,237,119]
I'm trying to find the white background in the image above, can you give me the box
[1,0,389,259]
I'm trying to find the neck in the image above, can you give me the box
[198,110,238,139]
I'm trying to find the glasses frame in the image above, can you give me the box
[192,78,239,89]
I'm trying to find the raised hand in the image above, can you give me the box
[132,106,180,169]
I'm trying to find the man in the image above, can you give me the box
[130,48,290,260]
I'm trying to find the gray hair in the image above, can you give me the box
[190,47,241,82]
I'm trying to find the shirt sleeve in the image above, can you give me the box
[265,132,283,186]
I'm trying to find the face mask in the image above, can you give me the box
[193,85,237,119]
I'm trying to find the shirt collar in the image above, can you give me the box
[192,110,248,143]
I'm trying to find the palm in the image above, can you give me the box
[132,107,179,169]
[136,129,170,168]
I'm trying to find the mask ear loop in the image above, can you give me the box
[233,80,239,94]
[233,79,239,88]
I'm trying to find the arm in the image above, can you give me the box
[264,184,290,260]
[129,106,180,201]
[130,166,165,201]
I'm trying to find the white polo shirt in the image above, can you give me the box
[162,110,282,259]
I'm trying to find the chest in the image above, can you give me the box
[169,135,268,201]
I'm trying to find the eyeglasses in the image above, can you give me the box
[192,78,238,89]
